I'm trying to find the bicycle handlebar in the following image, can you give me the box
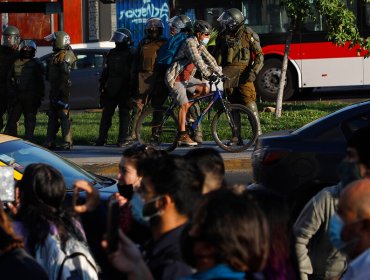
[209,75,229,86]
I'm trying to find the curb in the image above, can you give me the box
[80,158,252,177]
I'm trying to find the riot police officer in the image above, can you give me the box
[44,31,77,150]
[128,18,167,142]
[0,25,20,132]
[214,8,264,139]
[95,28,135,147]
[5,40,44,141]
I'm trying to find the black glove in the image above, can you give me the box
[208,73,219,83]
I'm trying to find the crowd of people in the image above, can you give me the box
[0,8,263,149]
[2,126,370,279]
[2,7,370,280]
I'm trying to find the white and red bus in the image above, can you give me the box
[173,0,370,100]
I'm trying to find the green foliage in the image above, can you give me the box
[282,0,369,54]
[14,102,348,145]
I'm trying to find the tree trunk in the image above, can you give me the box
[275,29,293,118]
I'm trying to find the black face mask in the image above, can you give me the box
[117,184,134,201]
[337,161,361,187]
[20,49,35,59]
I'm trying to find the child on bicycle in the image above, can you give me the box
[165,20,223,146]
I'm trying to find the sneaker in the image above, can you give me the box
[117,141,134,148]
[226,137,243,146]
[59,143,72,151]
[178,134,198,146]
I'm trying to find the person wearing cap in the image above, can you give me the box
[127,18,168,143]
[165,20,223,146]
[214,8,264,141]
[43,31,77,150]
[0,25,20,132]
[5,40,44,142]
[95,28,136,147]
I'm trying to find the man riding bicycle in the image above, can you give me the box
[165,20,223,146]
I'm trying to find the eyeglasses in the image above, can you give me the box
[203,33,211,36]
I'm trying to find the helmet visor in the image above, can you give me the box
[217,11,235,30]
[169,16,186,29]
[20,40,37,50]
[110,31,129,43]
[1,34,20,47]
[44,33,56,42]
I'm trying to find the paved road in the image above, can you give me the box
[56,142,253,177]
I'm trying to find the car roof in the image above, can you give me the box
[293,100,370,136]
[0,134,19,143]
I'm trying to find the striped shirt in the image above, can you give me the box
[165,36,222,90]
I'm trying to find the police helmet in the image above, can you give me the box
[169,15,192,34]
[145,18,164,38]
[44,31,71,51]
[193,20,212,35]
[217,8,245,32]
[110,28,133,45]
[19,39,37,59]
[1,25,21,48]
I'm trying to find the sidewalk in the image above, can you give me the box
[56,142,253,176]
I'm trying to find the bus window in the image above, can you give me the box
[243,0,289,34]
[366,3,370,27]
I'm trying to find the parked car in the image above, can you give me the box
[39,48,111,110]
[0,134,116,199]
[0,133,118,268]
[251,100,370,216]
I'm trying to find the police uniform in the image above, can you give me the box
[214,25,264,134]
[45,47,76,148]
[5,57,44,141]
[128,37,167,140]
[96,46,135,146]
[0,45,19,131]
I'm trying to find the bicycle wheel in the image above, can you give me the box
[212,104,258,152]
[135,107,178,152]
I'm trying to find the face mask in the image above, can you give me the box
[329,213,345,250]
[142,195,164,222]
[329,213,361,255]
[337,161,361,187]
[201,37,210,46]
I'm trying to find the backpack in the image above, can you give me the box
[35,233,99,280]
[155,32,188,67]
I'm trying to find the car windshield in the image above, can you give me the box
[0,140,106,190]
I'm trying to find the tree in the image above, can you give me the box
[275,0,370,118]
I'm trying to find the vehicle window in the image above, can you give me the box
[341,112,370,139]
[0,140,100,190]
[94,54,104,68]
[75,54,96,70]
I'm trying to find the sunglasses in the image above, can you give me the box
[203,33,211,36]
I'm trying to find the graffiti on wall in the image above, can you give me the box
[118,0,169,24]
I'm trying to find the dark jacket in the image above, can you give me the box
[0,248,48,280]
[143,223,192,280]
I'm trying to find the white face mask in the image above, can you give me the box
[201,37,210,45]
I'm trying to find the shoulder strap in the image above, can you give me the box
[56,252,98,280]
[241,27,251,49]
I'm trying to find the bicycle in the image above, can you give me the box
[135,77,259,153]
